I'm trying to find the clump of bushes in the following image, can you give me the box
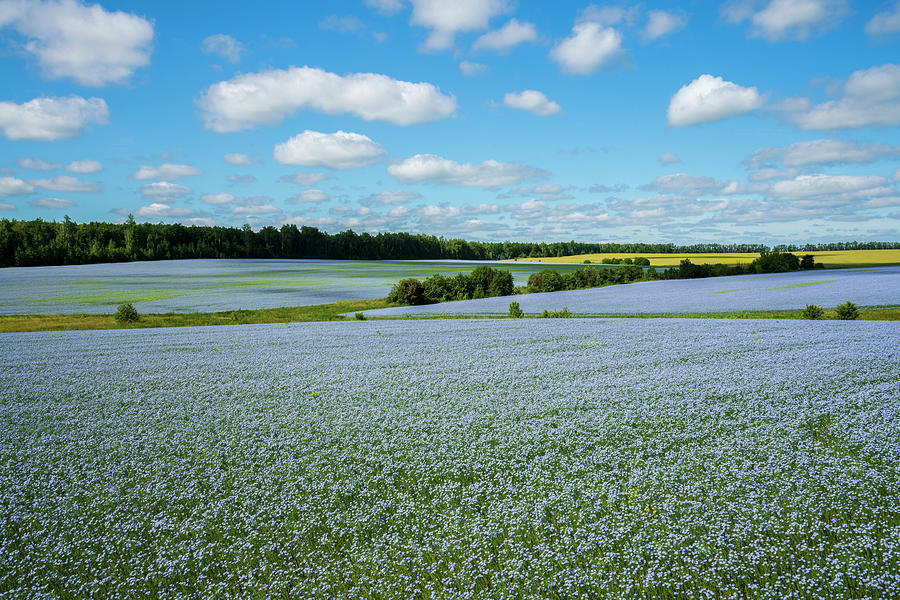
[801,304,825,320]
[540,307,573,318]
[355,312,367,320]
[835,301,860,320]
[601,256,650,266]
[508,301,524,318]
[114,302,139,323]
[388,266,514,306]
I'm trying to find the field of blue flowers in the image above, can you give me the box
[362,265,900,317]
[2,318,898,598]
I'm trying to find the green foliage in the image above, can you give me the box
[540,307,572,318]
[800,254,816,269]
[508,301,524,318]
[835,301,860,320]
[751,251,801,273]
[801,304,825,320]
[389,266,516,306]
[354,312,366,320]
[387,278,426,305]
[114,303,139,323]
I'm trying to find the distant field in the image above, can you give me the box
[510,249,900,268]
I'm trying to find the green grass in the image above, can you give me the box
[713,289,742,294]
[767,280,837,291]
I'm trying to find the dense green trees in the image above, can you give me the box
[3,216,897,268]
[389,266,514,305]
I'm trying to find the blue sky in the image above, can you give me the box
[1,0,899,244]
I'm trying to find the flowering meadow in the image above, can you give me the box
[361,265,900,317]
[1,318,899,598]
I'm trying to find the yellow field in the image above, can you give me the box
[508,249,900,268]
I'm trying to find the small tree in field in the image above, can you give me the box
[801,304,824,320]
[835,301,860,320]
[115,303,139,323]
[508,301,524,318]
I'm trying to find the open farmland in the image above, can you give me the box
[513,249,900,268]
[1,319,899,599]
[361,265,900,318]
[0,259,589,315]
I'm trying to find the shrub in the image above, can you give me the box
[388,278,426,305]
[801,304,825,320]
[114,302,139,323]
[835,301,860,320]
[540,307,573,318]
[355,312,366,320]
[508,301,524,318]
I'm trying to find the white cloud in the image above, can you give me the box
[30,197,75,209]
[459,61,487,76]
[232,204,280,215]
[409,0,510,51]
[18,158,59,171]
[866,2,900,36]
[273,130,386,169]
[281,172,328,186]
[0,177,35,196]
[140,182,192,198]
[723,0,848,41]
[228,175,256,184]
[66,159,102,173]
[751,139,900,167]
[200,193,236,206]
[786,64,900,130]
[320,15,365,34]
[132,164,201,180]
[366,190,422,204]
[501,183,572,201]
[30,175,100,192]
[288,189,329,204]
[771,174,890,201]
[223,153,254,166]
[0,203,15,211]
[0,96,108,141]
[472,19,537,53]
[198,66,457,132]
[641,10,686,42]
[136,202,197,218]
[550,22,624,74]
[895,168,900,182]
[365,0,404,15]
[748,168,798,182]
[0,0,154,86]
[389,154,549,187]
[659,152,681,164]
[502,90,562,116]
[647,173,726,195]
[667,74,764,127]
[201,34,244,63]
[578,5,639,27]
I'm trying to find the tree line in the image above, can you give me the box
[2,216,898,268]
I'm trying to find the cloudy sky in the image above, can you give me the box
[1,0,899,243]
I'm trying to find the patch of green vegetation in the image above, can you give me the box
[767,280,837,291]
[22,292,181,305]
[713,289,742,294]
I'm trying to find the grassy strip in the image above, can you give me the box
[0,299,393,333]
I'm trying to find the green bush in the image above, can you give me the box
[800,304,825,320]
[114,302,139,323]
[540,307,573,318]
[354,312,366,320]
[835,301,860,320]
[387,278,426,305]
[508,301,524,318]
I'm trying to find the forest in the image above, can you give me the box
[2,215,899,268]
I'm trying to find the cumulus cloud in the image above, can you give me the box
[500,183,572,201]
[667,74,764,127]
[0,177,35,196]
[640,10,686,42]
[723,0,848,41]
[131,164,201,180]
[0,203,15,211]
[0,96,108,141]
[232,204,280,215]
[140,182,192,199]
[472,19,537,52]
[273,130,386,169]
[365,0,404,15]
[228,175,256,184]
[30,197,75,209]
[895,168,900,182]
[201,34,244,63]
[366,190,422,204]
[750,139,900,168]
[388,154,549,187]
[785,64,900,130]
[866,2,900,36]
[659,152,681,164]
[223,153,254,166]
[578,5,640,27]
[502,90,562,116]
[198,66,457,132]
[748,168,798,182]
[550,22,624,74]
[66,159,102,173]
[0,0,154,86]
[287,190,329,204]
[459,61,487,76]
[771,174,892,205]
[18,158,59,171]
[200,193,236,205]
[646,173,727,195]
[280,172,328,186]
[136,202,197,218]
[410,0,510,51]
[30,175,100,192]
